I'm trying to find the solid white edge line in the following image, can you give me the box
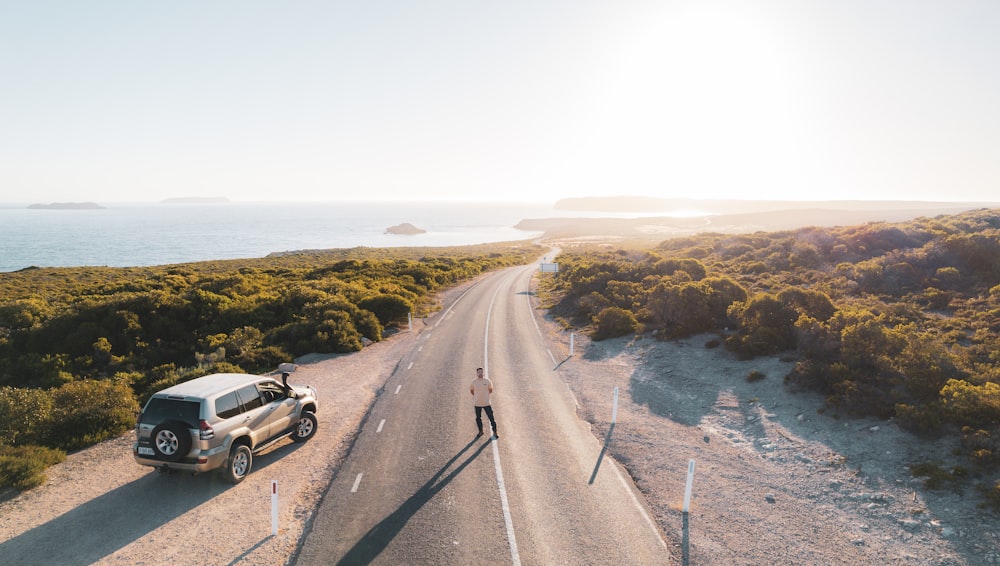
[526,266,544,339]
[492,440,521,565]
[435,283,478,328]
[485,282,522,566]
[611,463,668,549]
[525,263,666,549]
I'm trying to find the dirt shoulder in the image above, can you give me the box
[554,328,999,565]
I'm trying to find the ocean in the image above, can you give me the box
[0,201,577,273]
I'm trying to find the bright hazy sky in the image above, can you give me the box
[2,1,999,204]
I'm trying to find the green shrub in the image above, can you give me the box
[0,445,65,490]
[357,293,413,326]
[980,480,1000,511]
[42,380,140,451]
[895,403,945,435]
[592,307,639,341]
[746,371,766,383]
[909,462,963,491]
[0,386,54,446]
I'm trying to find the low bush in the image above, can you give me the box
[592,307,639,341]
[0,445,65,490]
[43,380,140,451]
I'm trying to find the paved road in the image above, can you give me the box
[295,262,670,565]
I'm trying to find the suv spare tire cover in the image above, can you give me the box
[151,420,192,462]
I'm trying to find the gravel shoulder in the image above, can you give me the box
[1,277,997,565]
[557,329,1000,565]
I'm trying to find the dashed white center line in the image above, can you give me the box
[407,362,413,370]
[376,419,385,433]
[351,473,363,493]
[394,384,401,394]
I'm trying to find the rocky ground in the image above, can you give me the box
[557,328,1000,565]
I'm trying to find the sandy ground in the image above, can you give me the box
[1,276,998,565]
[558,330,999,565]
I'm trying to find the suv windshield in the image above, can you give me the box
[141,398,200,427]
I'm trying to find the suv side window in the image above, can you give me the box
[257,381,285,404]
[237,384,264,411]
[216,392,241,419]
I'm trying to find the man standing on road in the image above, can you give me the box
[470,367,498,439]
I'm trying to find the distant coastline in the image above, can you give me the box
[553,196,1000,214]
[27,202,104,210]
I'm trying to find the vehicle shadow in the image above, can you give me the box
[0,440,304,565]
[334,438,489,565]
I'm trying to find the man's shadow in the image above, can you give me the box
[336,438,491,565]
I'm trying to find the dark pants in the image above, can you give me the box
[475,405,497,434]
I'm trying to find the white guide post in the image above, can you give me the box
[271,480,279,535]
[569,333,575,356]
[408,312,412,332]
[683,460,696,514]
[612,386,619,424]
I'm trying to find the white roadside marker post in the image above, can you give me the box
[271,480,279,536]
[612,386,619,424]
[683,460,696,514]
[408,312,412,332]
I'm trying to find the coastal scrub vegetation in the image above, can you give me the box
[541,208,1000,509]
[0,243,540,489]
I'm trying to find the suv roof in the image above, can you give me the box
[152,373,269,400]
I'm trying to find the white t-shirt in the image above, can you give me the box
[470,377,493,407]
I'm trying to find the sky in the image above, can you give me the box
[2,1,999,204]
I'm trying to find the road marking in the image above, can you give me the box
[377,419,385,433]
[394,384,402,394]
[351,473,363,493]
[610,463,668,549]
[407,362,413,370]
[485,284,522,566]
[525,269,544,339]
[434,283,478,328]
[418,346,423,352]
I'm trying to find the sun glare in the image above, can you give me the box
[590,4,818,200]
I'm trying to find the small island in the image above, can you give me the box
[28,202,104,210]
[385,223,426,235]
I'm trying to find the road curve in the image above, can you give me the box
[295,261,671,565]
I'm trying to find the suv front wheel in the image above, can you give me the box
[291,412,317,443]
[223,443,253,484]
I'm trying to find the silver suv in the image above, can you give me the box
[133,368,318,483]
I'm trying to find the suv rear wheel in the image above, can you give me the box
[291,412,317,443]
[223,443,253,484]
[151,421,191,462]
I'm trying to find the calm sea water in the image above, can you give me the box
[0,201,583,273]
